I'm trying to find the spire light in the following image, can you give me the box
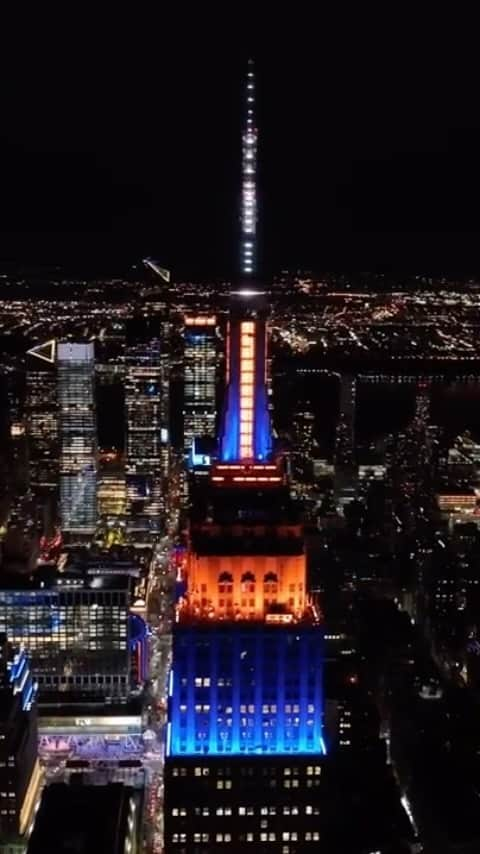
[241,60,258,277]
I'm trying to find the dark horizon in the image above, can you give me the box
[2,30,480,278]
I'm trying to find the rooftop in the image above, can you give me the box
[0,566,130,592]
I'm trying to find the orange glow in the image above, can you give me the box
[183,550,306,621]
[216,465,243,470]
[185,315,216,326]
[252,464,277,470]
[211,462,284,487]
[239,320,255,459]
[232,475,281,483]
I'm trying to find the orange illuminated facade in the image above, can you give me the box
[185,546,306,621]
[179,293,309,625]
[180,458,308,622]
[210,461,284,487]
[184,315,216,326]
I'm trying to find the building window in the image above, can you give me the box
[218,572,233,595]
[264,572,278,594]
[241,571,255,594]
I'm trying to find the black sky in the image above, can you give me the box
[1,18,480,276]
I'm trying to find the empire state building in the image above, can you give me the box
[164,61,325,853]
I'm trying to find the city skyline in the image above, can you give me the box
[4,43,480,853]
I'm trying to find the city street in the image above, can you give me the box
[142,532,177,853]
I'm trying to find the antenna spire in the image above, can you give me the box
[240,59,257,278]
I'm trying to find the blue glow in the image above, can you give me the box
[7,647,37,713]
[10,652,26,683]
[220,370,240,462]
[22,681,34,711]
[167,626,324,757]
[254,383,271,461]
[129,613,147,647]
[189,437,212,469]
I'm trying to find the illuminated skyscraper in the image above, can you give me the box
[183,315,217,457]
[125,318,169,537]
[57,342,97,536]
[0,570,131,703]
[0,635,41,848]
[26,340,58,493]
[165,66,324,852]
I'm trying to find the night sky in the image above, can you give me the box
[1,19,480,276]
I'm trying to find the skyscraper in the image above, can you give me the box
[183,315,217,458]
[125,317,169,538]
[26,340,58,495]
[57,342,97,537]
[0,635,41,849]
[166,330,324,850]
[0,569,131,703]
[165,64,324,853]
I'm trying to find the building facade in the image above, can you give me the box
[125,318,169,536]
[183,315,217,457]
[0,572,131,703]
[167,308,324,852]
[0,635,41,851]
[57,342,97,536]
[26,340,58,494]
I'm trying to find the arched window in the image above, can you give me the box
[218,572,233,595]
[263,572,278,596]
[241,571,255,594]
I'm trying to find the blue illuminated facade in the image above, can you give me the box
[7,644,38,712]
[167,624,324,757]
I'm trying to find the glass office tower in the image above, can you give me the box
[57,342,97,536]
[0,572,131,702]
[183,315,217,457]
[26,340,58,493]
[125,318,169,536]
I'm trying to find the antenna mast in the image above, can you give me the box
[240,59,258,278]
